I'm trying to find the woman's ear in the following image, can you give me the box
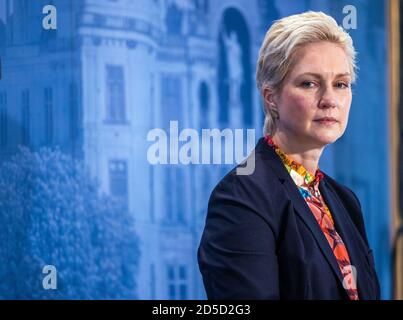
[263,86,278,110]
[263,86,280,120]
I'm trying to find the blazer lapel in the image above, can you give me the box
[319,178,372,299]
[256,139,346,290]
[282,179,346,287]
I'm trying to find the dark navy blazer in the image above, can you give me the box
[198,137,380,300]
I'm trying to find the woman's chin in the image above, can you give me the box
[313,131,340,146]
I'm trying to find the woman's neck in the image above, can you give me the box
[271,131,325,175]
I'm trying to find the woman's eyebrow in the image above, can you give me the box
[296,72,351,79]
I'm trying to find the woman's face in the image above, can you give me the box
[272,41,352,148]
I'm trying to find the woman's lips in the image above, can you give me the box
[314,118,338,125]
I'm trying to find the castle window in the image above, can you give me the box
[105,65,126,123]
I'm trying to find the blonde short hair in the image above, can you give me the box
[256,11,357,135]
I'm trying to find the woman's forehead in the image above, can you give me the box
[289,43,350,78]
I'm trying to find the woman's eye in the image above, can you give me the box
[335,82,350,89]
[301,81,316,88]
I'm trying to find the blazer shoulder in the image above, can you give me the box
[206,154,290,234]
[209,147,285,206]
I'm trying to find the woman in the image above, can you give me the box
[198,11,380,300]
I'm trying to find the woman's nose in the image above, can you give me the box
[318,87,338,109]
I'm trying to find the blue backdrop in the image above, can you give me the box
[0,0,392,299]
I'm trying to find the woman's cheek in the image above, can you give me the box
[340,99,351,126]
[293,98,314,120]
